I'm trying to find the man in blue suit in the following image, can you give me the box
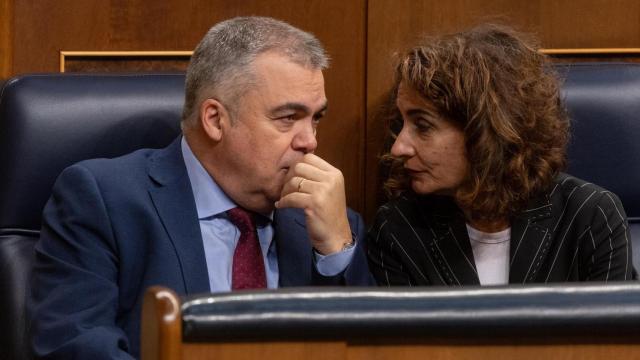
[30,17,373,359]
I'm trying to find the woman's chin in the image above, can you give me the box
[410,179,431,195]
[411,179,455,196]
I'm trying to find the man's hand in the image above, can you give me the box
[276,154,352,255]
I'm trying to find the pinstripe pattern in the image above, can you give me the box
[367,173,637,286]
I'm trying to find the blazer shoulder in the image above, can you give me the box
[552,173,615,200]
[73,147,159,176]
[47,147,171,211]
[550,172,625,220]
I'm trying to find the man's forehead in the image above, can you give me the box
[251,52,323,81]
[244,53,327,112]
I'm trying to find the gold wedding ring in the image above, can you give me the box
[297,178,306,192]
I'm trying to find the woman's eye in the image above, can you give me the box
[415,120,432,133]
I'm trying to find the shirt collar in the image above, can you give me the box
[180,136,273,222]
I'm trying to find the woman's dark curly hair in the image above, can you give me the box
[383,24,570,222]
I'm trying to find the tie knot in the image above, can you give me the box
[227,207,255,233]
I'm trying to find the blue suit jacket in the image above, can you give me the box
[30,138,372,359]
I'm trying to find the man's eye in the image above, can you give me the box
[279,114,296,122]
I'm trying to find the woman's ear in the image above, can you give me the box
[199,98,230,142]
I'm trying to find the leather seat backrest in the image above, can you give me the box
[0,73,185,360]
[557,63,640,272]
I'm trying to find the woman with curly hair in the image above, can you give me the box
[368,24,635,286]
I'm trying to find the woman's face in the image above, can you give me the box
[391,82,469,196]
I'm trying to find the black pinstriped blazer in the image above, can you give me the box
[367,173,636,286]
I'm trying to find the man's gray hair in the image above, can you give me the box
[181,16,329,128]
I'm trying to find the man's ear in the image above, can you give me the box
[199,98,230,142]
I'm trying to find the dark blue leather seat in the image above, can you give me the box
[0,73,184,360]
[557,63,640,272]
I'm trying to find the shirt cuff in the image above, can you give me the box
[313,238,357,276]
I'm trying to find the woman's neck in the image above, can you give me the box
[466,218,510,233]
[458,205,510,232]
[452,198,510,232]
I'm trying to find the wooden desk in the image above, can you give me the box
[141,285,640,360]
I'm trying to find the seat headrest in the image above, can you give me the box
[0,73,185,231]
[558,63,640,220]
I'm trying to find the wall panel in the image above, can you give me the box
[0,0,11,79]
[540,1,640,48]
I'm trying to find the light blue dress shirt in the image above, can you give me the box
[180,137,355,292]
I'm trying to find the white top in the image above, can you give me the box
[466,224,511,285]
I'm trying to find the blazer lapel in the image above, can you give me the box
[147,137,210,294]
[407,196,479,285]
[509,194,554,284]
[274,208,312,286]
[423,201,480,285]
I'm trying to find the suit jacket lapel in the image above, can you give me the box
[147,137,210,294]
[425,202,479,285]
[439,215,480,285]
[509,194,554,284]
[410,196,479,285]
[274,208,312,286]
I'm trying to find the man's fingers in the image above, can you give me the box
[300,153,333,172]
[290,162,325,182]
[275,192,311,209]
[281,176,321,197]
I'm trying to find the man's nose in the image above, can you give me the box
[292,122,318,154]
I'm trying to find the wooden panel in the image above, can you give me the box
[0,0,11,79]
[348,343,640,360]
[540,1,640,48]
[183,342,346,360]
[62,58,188,72]
[168,339,640,360]
[60,52,191,72]
[10,0,366,212]
[141,287,181,360]
[365,0,640,221]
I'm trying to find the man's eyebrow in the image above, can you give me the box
[271,103,310,115]
[270,102,328,116]
[315,103,328,115]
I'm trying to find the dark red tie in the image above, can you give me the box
[227,207,267,290]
